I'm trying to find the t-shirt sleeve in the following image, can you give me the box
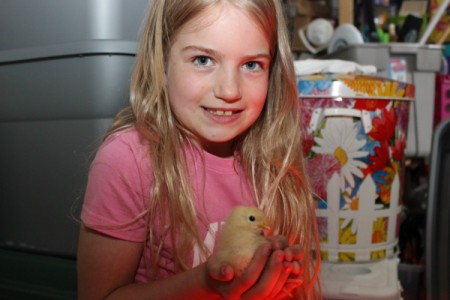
[80,132,151,242]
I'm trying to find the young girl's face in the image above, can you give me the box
[166,2,271,157]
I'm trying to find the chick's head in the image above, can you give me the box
[225,206,271,237]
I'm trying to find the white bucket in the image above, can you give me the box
[299,74,414,262]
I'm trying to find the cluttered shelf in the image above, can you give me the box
[284,0,450,52]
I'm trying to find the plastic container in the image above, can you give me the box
[326,43,390,74]
[324,43,443,157]
[319,257,402,299]
[298,74,414,262]
[388,43,442,157]
[0,0,150,258]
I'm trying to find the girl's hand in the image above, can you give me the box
[206,237,304,299]
[264,237,305,299]
[279,244,305,298]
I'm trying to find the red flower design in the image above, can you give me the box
[369,108,397,142]
[364,141,390,176]
[391,134,406,161]
[405,84,415,98]
[354,99,389,111]
[302,133,314,157]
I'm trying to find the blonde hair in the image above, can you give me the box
[108,0,320,298]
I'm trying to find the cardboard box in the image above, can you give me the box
[288,0,331,17]
[289,15,315,51]
[339,0,354,25]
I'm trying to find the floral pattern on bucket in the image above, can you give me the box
[299,74,414,262]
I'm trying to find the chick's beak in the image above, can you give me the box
[258,222,272,236]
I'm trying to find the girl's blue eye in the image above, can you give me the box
[194,56,212,66]
[245,61,262,71]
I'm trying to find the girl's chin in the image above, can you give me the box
[198,132,240,145]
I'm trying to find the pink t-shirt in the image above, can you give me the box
[81,128,256,282]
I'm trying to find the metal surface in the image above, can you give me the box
[0,0,151,258]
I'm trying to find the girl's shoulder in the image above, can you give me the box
[94,127,150,169]
[104,127,148,148]
[104,126,148,149]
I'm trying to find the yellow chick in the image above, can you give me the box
[216,206,271,277]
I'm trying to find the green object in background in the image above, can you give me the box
[444,44,450,57]
[0,248,77,300]
[388,14,429,42]
[376,27,390,43]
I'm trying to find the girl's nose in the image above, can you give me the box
[213,67,242,102]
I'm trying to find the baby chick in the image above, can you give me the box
[214,206,303,298]
[216,206,271,276]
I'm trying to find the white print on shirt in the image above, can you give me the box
[192,221,224,267]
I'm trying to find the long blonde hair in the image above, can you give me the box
[108,0,320,297]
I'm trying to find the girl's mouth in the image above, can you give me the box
[205,108,241,116]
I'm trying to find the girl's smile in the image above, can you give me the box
[166,2,271,157]
[202,107,243,124]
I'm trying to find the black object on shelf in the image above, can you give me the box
[426,118,450,300]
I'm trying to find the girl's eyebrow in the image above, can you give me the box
[182,45,271,61]
[182,45,220,57]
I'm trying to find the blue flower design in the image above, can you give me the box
[298,80,315,95]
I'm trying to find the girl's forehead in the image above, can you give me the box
[177,2,265,38]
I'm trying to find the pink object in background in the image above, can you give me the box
[434,74,450,128]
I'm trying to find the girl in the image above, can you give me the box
[77,0,321,299]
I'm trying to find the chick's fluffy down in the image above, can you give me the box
[215,206,270,276]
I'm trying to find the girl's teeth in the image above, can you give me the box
[210,110,232,116]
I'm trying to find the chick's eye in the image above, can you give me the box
[249,215,256,222]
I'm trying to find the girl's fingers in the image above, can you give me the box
[283,244,304,276]
[290,260,304,276]
[284,244,303,262]
[206,255,235,281]
[237,242,273,290]
[280,277,304,299]
[241,249,285,299]
[266,260,293,298]
[267,235,289,251]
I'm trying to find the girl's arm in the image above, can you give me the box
[77,224,218,300]
[77,225,296,300]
